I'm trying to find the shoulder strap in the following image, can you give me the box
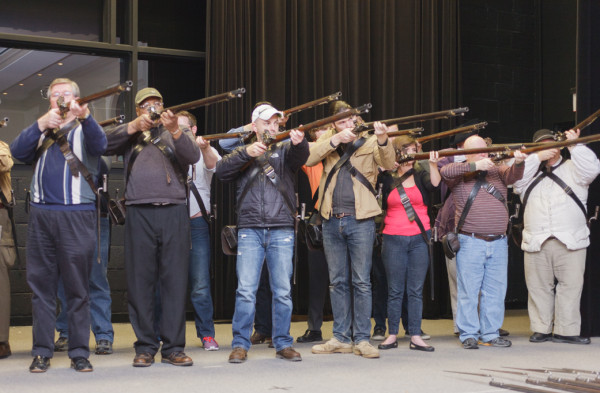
[189,164,211,225]
[391,169,430,244]
[256,152,297,218]
[456,171,508,231]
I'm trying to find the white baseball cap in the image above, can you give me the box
[252,104,283,123]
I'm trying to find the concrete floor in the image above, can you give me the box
[1,309,599,393]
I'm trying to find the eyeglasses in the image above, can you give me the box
[50,91,73,98]
[139,101,163,110]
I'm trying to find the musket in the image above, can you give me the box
[361,107,469,129]
[417,121,488,144]
[546,368,600,376]
[0,117,8,128]
[282,92,342,117]
[574,107,600,132]
[445,371,556,393]
[98,115,125,128]
[57,81,133,117]
[487,369,600,392]
[396,133,600,163]
[202,129,254,142]
[373,127,424,138]
[261,103,372,146]
[147,87,246,121]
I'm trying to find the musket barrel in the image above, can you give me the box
[76,81,133,106]
[203,130,253,141]
[364,107,469,128]
[98,115,125,128]
[574,108,600,131]
[164,88,245,115]
[417,121,487,144]
[282,92,342,116]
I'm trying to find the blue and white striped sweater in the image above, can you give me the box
[11,118,107,209]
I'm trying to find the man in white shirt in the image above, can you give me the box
[513,128,600,344]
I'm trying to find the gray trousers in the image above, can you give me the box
[524,238,586,336]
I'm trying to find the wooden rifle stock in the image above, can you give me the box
[56,81,133,117]
[0,117,8,128]
[148,88,246,120]
[282,92,342,117]
[263,103,373,145]
[363,107,469,129]
[98,115,125,128]
[202,130,253,141]
[417,122,488,144]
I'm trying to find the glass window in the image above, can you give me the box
[0,1,103,41]
[0,49,127,143]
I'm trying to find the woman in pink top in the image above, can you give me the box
[378,135,440,352]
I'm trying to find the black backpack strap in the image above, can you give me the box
[456,171,507,232]
[189,175,211,225]
[256,153,297,218]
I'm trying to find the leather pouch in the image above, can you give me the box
[442,232,460,259]
[108,198,126,226]
[221,225,238,256]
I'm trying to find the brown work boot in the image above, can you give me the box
[161,351,193,366]
[250,331,272,345]
[228,347,248,364]
[0,342,11,359]
[276,347,302,362]
[132,352,154,367]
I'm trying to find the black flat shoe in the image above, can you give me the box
[410,341,435,352]
[377,341,398,350]
[297,330,323,343]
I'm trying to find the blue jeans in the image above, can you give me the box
[456,234,508,342]
[381,232,430,336]
[322,216,375,343]
[57,216,113,342]
[189,217,215,339]
[231,228,294,351]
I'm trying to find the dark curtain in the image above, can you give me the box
[578,0,600,337]
[204,0,460,320]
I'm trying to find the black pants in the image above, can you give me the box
[27,206,95,359]
[125,204,189,356]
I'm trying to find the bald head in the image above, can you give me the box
[464,135,488,162]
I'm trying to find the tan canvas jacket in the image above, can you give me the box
[306,128,395,220]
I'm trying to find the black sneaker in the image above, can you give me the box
[95,339,113,355]
[71,357,93,372]
[54,336,68,352]
[29,356,51,373]
[371,328,386,341]
[462,338,479,349]
[479,337,512,347]
[297,330,323,343]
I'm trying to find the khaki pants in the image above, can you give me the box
[0,208,16,342]
[524,238,586,336]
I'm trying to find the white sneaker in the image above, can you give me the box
[353,340,380,359]
[311,338,353,354]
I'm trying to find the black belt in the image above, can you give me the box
[333,212,353,219]
[459,230,505,242]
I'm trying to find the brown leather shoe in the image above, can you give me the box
[132,352,154,367]
[0,342,11,359]
[228,347,248,364]
[161,351,193,366]
[276,347,302,362]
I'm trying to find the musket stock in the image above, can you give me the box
[282,92,342,117]
[417,121,487,144]
[363,107,469,129]
[0,117,8,128]
[148,88,245,121]
[98,115,125,128]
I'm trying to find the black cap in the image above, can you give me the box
[532,129,555,143]
[450,118,481,147]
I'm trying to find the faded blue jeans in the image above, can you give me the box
[456,234,508,343]
[322,216,375,344]
[381,231,430,336]
[57,216,113,342]
[188,217,215,339]
[231,227,294,351]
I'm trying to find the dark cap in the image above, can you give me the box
[329,100,352,116]
[532,129,555,143]
[135,87,163,105]
[451,131,478,147]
